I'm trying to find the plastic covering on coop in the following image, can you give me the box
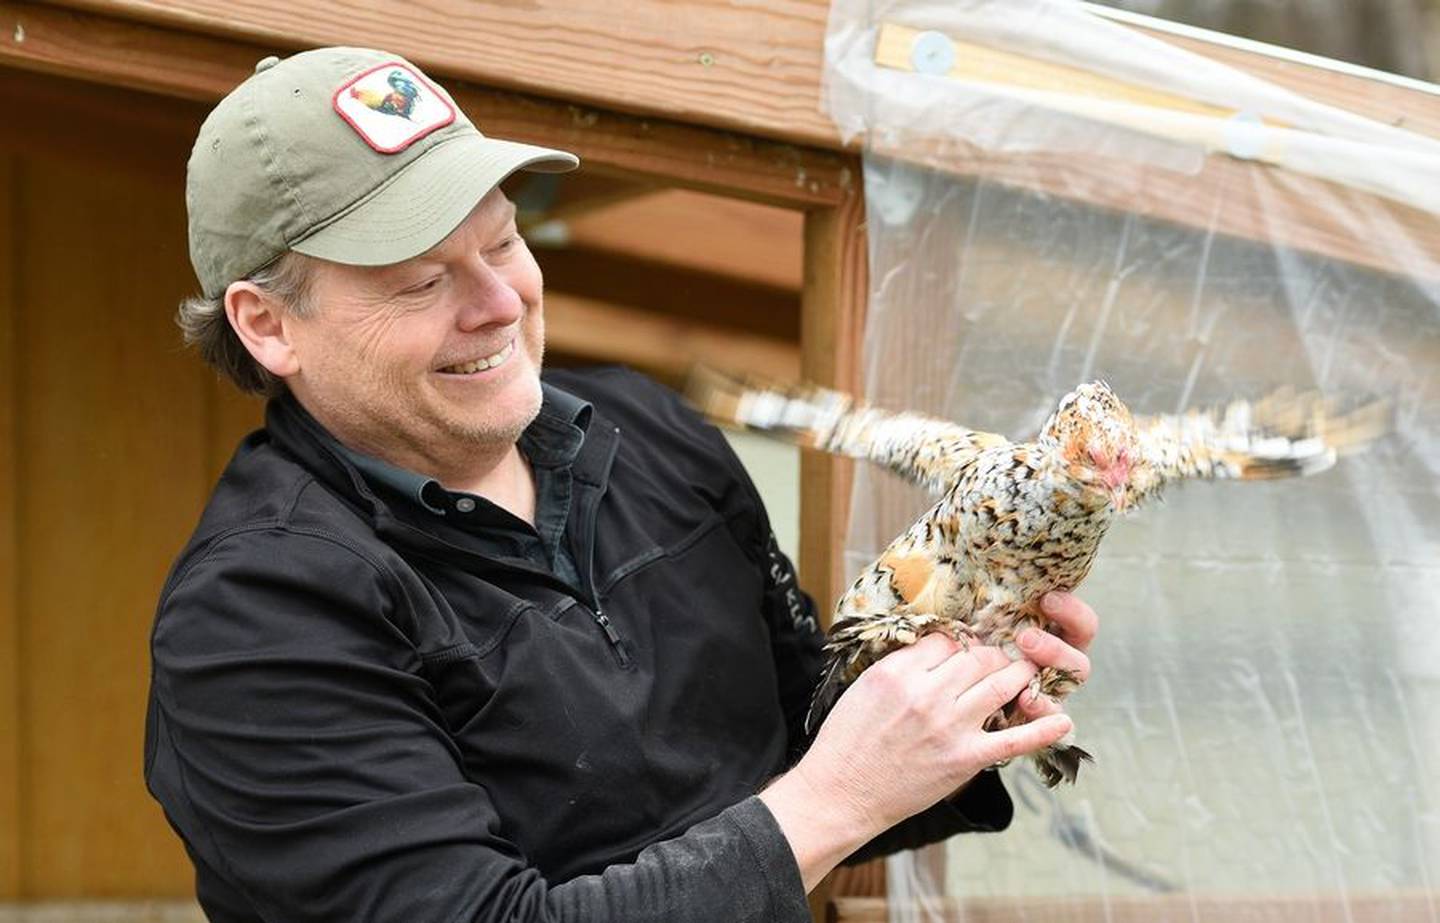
[822,1,1440,921]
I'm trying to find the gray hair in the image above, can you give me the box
[175,251,317,396]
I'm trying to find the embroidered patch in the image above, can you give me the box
[332,62,455,154]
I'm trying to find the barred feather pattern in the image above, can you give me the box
[687,368,1386,787]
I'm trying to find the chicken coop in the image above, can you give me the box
[1,1,1437,921]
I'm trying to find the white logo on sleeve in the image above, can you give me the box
[333,62,455,154]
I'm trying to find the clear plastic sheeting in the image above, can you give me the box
[822,2,1440,921]
[824,0,1440,214]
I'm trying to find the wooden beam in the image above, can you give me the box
[0,152,19,900]
[797,184,866,613]
[6,0,262,101]
[875,22,1283,125]
[874,142,1440,282]
[798,170,871,923]
[510,173,658,225]
[14,894,1427,923]
[0,902,205,922]
[0,67,201,182]
[32,0,1440,156]
[544,291,799,383]
[555,189,805,292]
[0,1,854,208]
[831,891,1440,922]
[35,0,842,148]
[870,23,1440,279]
[1124,19,1440,140]
[535,247,800,343]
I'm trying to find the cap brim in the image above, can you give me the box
[291,133,578,266]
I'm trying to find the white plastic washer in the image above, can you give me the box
[910,30,957,76]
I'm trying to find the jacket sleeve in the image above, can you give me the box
[691,411,826,758]
[145,527,811,923]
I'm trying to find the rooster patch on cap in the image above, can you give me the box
[333,61,454,154]
[349,70,421,120]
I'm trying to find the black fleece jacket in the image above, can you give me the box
[144,366,1011,923]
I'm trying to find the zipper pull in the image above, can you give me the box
[593,608,632,667]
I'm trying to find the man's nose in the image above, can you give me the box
[453,257,525,330]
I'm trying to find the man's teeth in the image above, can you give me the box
[442,341,514,374]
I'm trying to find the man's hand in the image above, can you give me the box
[1013,591,1097,722]
[759,633,1072,891]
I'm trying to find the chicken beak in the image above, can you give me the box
[1102,459,1132,510]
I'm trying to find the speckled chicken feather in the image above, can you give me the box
[688,367,1387,787]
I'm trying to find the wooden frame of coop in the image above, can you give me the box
[0,1,1435,920]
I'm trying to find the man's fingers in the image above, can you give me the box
[877,631,961,673]
[927,644,1012,690]
[979,713,1073,765]
[1040,592,1098,651]
[1015,626,1091,684]
[956,659,1036,718]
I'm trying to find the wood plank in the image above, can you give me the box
[798,171,869,923]
[827,858,887,901]
[544,291,799,384]
[14,894,1429,923]
[535,246,800,343]
[831,891,1440,923]
[1128,20,1440,140]
[873,13,1440,144]
[556,190,805,292]
[0,152,19,899]
[16,116,206,897]
[797,183,867,613]
[36,0,1440,156]
[5,0,263,101]
[0,902,205,922]
[0,1,854,208]
[511,172,658,225]
[861,136,1440,281]
[876,22,1286,125]
[36,0,841,148]
[0,67,202,182]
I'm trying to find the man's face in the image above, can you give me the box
[282,188,546,472]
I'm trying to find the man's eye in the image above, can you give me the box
[404,277,443,294]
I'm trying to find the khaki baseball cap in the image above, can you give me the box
[187,46,579,298]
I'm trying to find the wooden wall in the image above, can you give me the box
[0,67,266,896]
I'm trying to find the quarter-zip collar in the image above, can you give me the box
[304,384,593,586]
[261,387,617,600]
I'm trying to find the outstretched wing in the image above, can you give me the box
[1130,389,1389,505]
[686,366,1011,495]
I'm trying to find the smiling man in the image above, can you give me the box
[227,191,548,520]
[146,46,1094,923]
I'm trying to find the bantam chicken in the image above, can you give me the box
[688,368,1387,787]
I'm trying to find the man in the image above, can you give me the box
[147,46,1094,922]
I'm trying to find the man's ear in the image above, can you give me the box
[225,282,302,379]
